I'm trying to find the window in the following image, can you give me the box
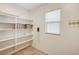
[45,9,60,34]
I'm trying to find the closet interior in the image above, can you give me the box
[0,11,33,55]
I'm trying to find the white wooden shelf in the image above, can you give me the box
[15,39,32,46]
[0,11,33,54]
[0,29,32,30]
[0,17,32,24]
[0,39,33,51]
[17,18,33,24]
[0,29,15,31]
[0,11,17,18]
[0,34,33,42]
[0,36,15,42]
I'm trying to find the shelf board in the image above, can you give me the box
[0,22,33,24]
[0,11,33,24]
[0,34,33,42]
[0,29,32,31]
[0,20,33,24]
[0,29,15,31]
[0,36,15,42]
[8,42,32,55]
[0,11,17,18]
[15,39,33,46]
[0,39,33,51]
[16,34,33,39]
[0,44,15,51]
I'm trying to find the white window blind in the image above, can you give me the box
[45,9,60,34]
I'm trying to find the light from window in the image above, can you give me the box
[45,9,60,34]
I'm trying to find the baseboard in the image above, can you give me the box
[32,46,48,55]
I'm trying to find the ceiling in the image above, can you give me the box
[16,3,43,11]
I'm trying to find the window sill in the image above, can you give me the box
[45,32,60,36]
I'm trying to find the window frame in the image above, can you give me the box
[44,9,61,35]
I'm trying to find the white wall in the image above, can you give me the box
[0,3,30,19]
[31,3,79,54]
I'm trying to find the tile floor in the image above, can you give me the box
[14,46,46,55]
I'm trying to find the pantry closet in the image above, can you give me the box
[0,11,33,55]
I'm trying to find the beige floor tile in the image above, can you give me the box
[14,46,46,55]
